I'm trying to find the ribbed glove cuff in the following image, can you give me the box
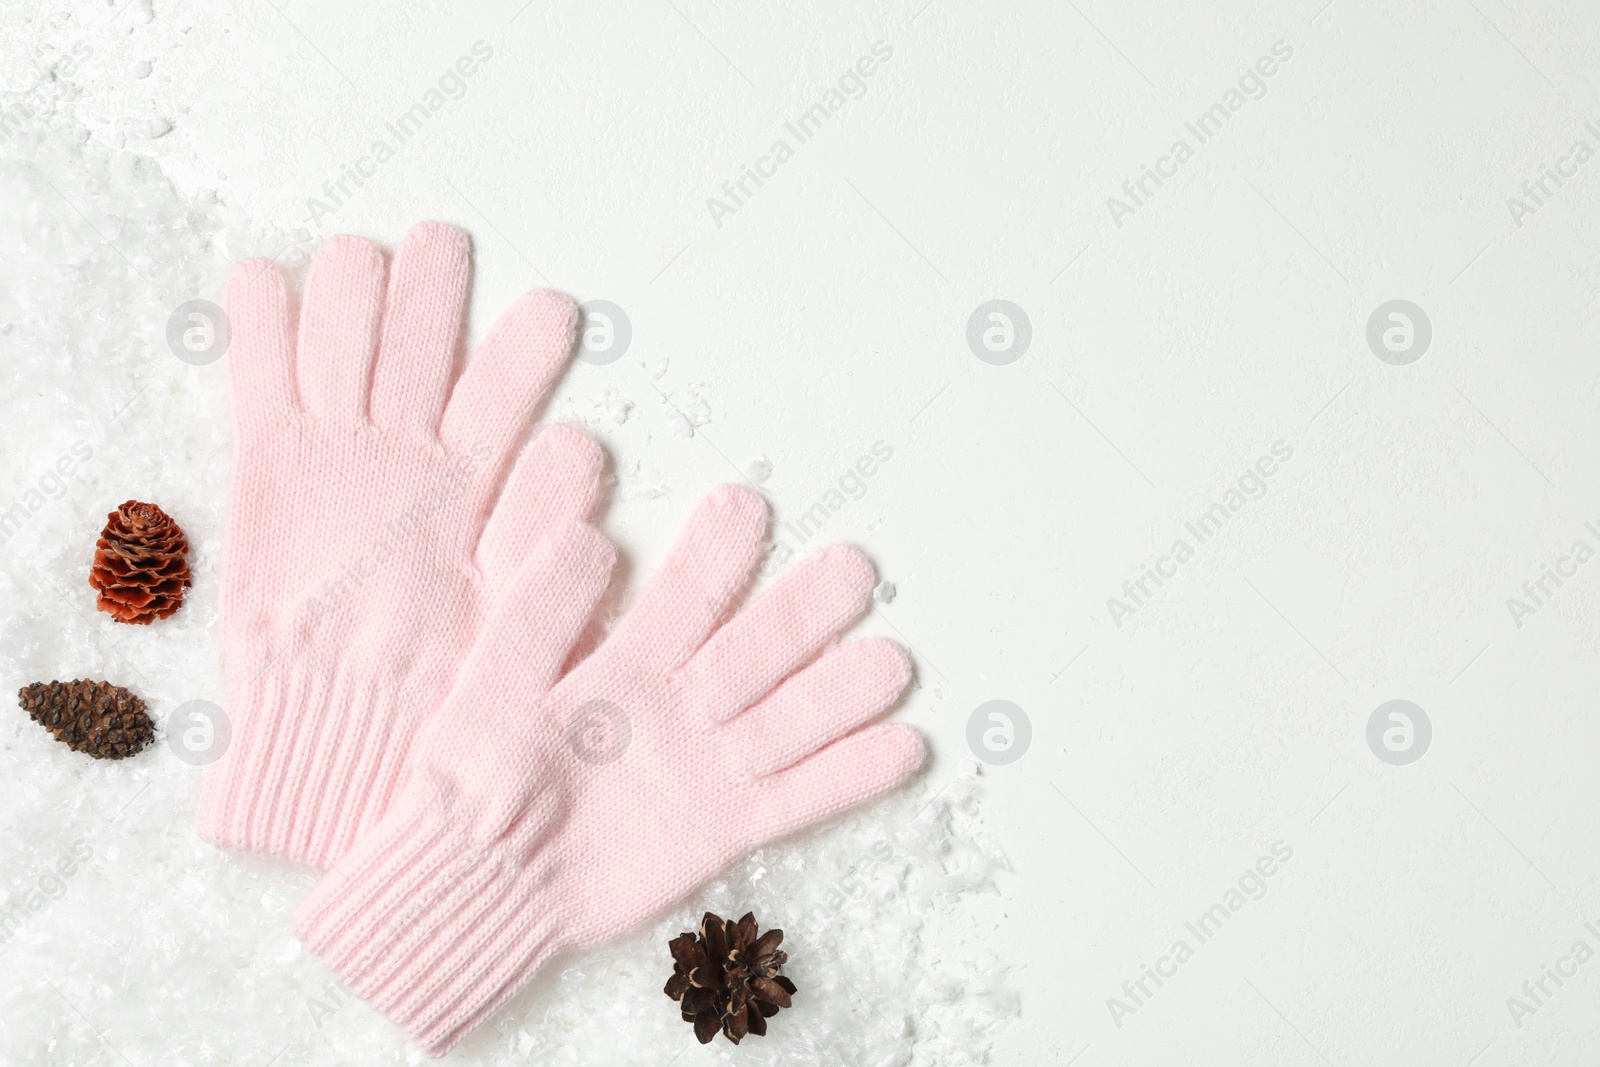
[294,803,564,1056]
[196,667,418,869]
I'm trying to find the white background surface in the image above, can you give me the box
[3,0,1600,1064]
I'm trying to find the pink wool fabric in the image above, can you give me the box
[295,485,925,1056]
[196,221,603,869]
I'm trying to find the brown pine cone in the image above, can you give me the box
[18,679,154,759]
[89,500,191,624]
[665,912,795,1044]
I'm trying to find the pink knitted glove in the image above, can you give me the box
[295,485,924,1056]
[197,222,604,869]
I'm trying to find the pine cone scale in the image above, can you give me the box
[750,976,792,1008]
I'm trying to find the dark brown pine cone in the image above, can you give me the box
[18,679,154,759]
[665,911,795,1044]
[89,500,191,624]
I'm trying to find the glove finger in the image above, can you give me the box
[298,234,385,421]
[439,290,579,458]
[741,722,925,844]
[724,638,911,778]
[225,258,298,422]
[678,544,875,725]
[475,424,604,593]
[370,221,469,435]
[603,484,768,675]
[468,521,617,698]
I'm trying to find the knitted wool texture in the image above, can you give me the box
[295,485,925,1056]
[197,222,603,869]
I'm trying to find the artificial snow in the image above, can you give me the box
[0,111,1015,1067]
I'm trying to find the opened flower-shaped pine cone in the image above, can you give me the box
[89,500,191,624]
[665,911,795,1044]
